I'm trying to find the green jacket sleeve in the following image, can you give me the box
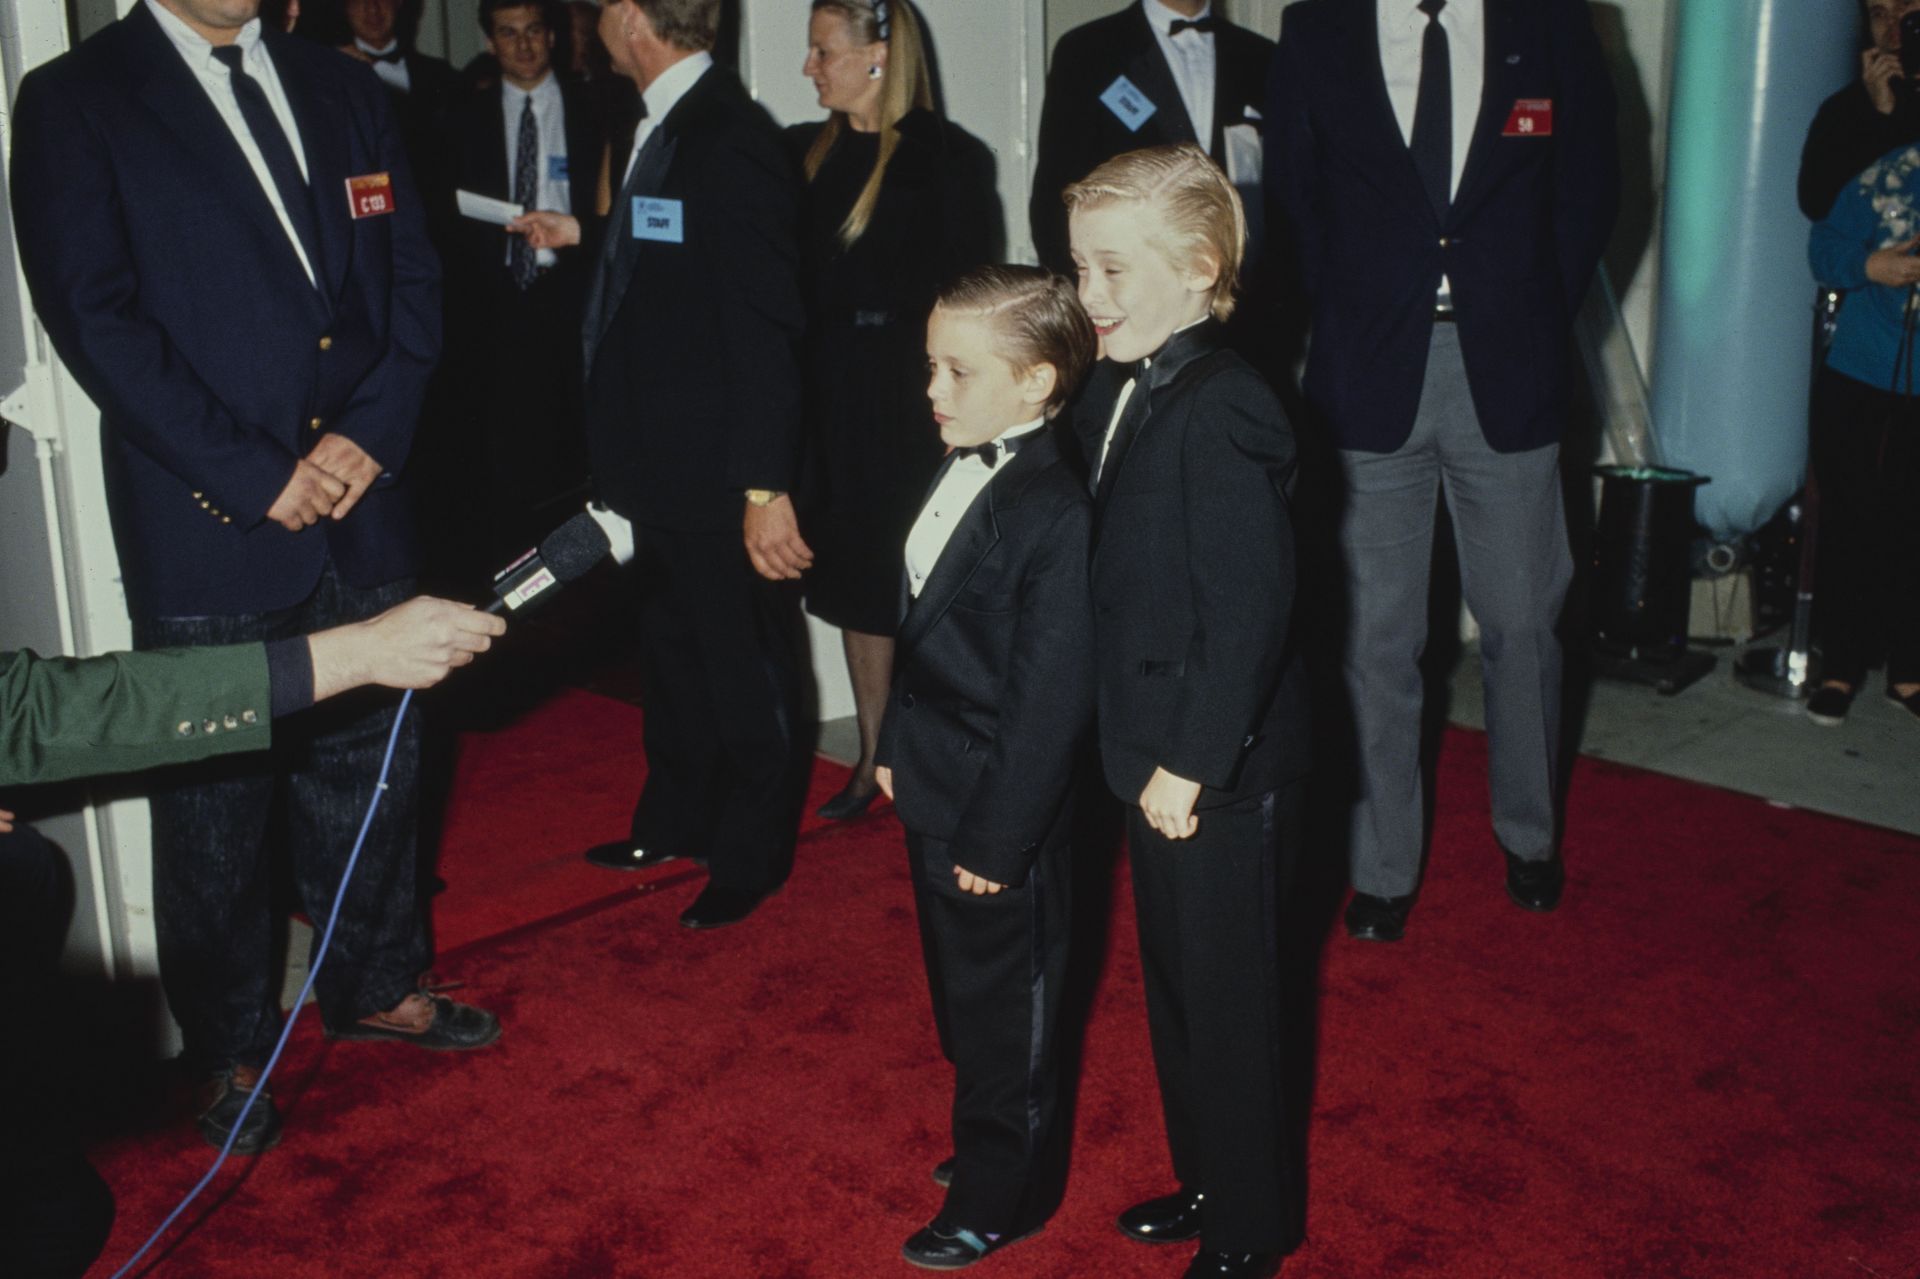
[0,644,274,787]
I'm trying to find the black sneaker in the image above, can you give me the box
[1806,684,1855,727]
[197,1064,282,1155]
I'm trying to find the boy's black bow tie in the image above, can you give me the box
[953,432,1032,469]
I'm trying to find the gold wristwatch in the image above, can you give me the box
[744,489,785,507]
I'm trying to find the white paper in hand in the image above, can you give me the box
[457,190,526,225]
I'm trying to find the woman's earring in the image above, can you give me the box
[868,64,883,80]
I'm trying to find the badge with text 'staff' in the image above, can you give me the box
[1502,99,1553,137]
[346,172,397,218]
[1101,75,1157,133]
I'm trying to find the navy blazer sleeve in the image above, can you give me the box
[1264,11,1323,307]
[10,69,300,526]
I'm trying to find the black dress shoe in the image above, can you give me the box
[815,782,881,821]
[1343,892,1414,942]
[932,1156,955,1187]
[1183,1248,1282,1278]
[582,841,681,872]
[1503,848,1565,912]
[1117,1187,1204,1243]
[901,1218,1039,1270]
[679,884,773,929]
[197,1064,281,1155]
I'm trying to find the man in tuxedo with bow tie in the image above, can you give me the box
[1029,0,1275,276]
[510,0,812,931]
[1266,0,1617,942]
[11,0,499,1156]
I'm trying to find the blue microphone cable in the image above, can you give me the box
[108,688,416,1279]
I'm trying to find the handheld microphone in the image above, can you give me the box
[486,510,615,616]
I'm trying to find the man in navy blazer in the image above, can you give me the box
[1266,0,1617,941]
[11,0,497,1155]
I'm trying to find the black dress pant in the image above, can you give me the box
[907,815,1072,1235]
[1810,368,1920,688]
[133,563,427,1070]
[628,527,810,891]
[1127,782,1302,1255]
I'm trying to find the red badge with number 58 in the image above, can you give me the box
[1502,99,1553,137]
[345,172,396,218]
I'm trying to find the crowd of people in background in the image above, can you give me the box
[11,0,1915,1275]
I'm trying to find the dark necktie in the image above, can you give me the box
[211,45,323,289]
[1167,16,1217,37]
[953,431,1031,470]
[511,93,540,289]
[1410,0,1452,220]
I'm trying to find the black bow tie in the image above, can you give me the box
[954,431,1033,470]
[363,45,404,64]
[1167,16,1218,36]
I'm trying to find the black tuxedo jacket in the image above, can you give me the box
[444,78,604,303]
[1073,325,1309,807]
[1030,1,1275,273]
[874,427,1095,886]
[1266,0,1618,454]
[10,4,440,618]
[580,65,805,532]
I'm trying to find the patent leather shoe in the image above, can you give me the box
[1503,848,1565,913]
[679,883,773,929]
[1343,892,1414,942]
[815,782,881,821]
[901,1218,1039,1270]
[1117,1187,1204,1243]
[582,841,681,872]
[1183,1248,1282,1278]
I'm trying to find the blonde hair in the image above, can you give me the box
[1061,143,1246,321]
[632,0,718,51]
[935,265,1097,419]
[803,0,934,247]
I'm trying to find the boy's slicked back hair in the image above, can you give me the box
[1062,142,1247,321]
[936,265,1097,419]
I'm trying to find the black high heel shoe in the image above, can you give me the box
[816,781,882,821]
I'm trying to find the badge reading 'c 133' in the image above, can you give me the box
[346,172,397,219]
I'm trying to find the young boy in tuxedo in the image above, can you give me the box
[873,265,1098,1271]
[1065,144,1310,1279]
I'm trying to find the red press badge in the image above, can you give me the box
[345,172,396,219]
[1502,99,1553,137]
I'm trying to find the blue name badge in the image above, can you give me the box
[548,154,569,181]
[631,196,684,244]
[1101,75,1157,133]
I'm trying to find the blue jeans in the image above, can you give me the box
[134,562,427,1070]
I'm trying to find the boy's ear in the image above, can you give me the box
[1021,361,1059,410]
[1184,250,1222,297]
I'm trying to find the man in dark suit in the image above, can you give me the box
[1267,0,1618,941]
[1030,0,1274,275]
[439,0,603,561]
[509,0,812,931]
[342,0,461,229]
[10,0,498,1156]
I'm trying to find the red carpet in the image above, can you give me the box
[87,690,1920,1277]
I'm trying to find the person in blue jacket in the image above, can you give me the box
[1805,141,1920,726]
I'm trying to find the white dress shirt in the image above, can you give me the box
[623,51,714,185]
[1144,0,1216,152]
[145,0,315,284]
[1378,0,1483,303]
[905,419,1047,598]
[503,73,571,267]
[356,38,412,93]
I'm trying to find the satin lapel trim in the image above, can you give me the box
[129,12,318,300]
[1348,0,1439,225]
[896,459,1004,656]
[1121,4,1197,147]
[270,33,349,306]
[584,130,677,375]
[1449,0,1511,221]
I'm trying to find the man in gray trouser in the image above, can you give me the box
[1267,0,1618,940]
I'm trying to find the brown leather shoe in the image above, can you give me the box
[197,1063,282,1154]
[326,991,502,1051]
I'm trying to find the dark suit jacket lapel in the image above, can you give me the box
[126,6,318,301]
[1343,0,1438,225]
[1121,2,1198,148]
[267,29,349,305]
[585,75,695,373]
[476,85,511,197]
[1449,0,1515,221]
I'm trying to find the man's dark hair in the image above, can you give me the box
[480,0,564,38]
